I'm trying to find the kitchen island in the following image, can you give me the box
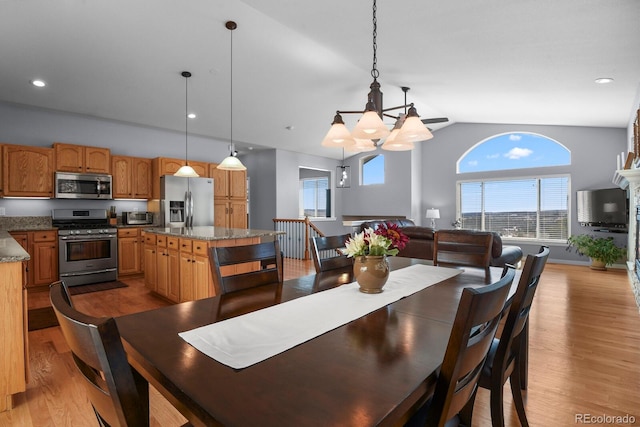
[143,227,283,303]
[0,231,30,412]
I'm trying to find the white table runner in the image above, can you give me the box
[179,264,462,369]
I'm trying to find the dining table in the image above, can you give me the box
[116,257,517,427]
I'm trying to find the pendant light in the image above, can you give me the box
[336,148,351,188]
[217,21,247,171]
[174,71,200,177]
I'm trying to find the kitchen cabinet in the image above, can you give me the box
[31,231,58,286]
[0,143,3,197]
[143,231,262,303]
[53,142,111,174]
[3,145,55,197]
[9,230,58,288]
[154,236,180,303]
[143,234,157,292]
[179,238,213,302]
[112,156,152,199]
[0,259,27,412]
[151,157,210,199]
[214,199,247,228]
[210,164,248,228]
[118,227,144,276]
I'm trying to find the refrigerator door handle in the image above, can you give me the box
[189,190,194,227]
[184,190,190,227]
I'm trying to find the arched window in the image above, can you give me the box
[456,132,571,242]
[457,132,570,173]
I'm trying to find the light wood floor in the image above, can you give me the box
[1,261,639,426]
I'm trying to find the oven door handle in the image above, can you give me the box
[59,235,117,241]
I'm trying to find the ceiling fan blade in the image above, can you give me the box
[421,117,449,124]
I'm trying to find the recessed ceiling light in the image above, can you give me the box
[31,79,46,88]
[187,113,196,119]
[595,77,614,84]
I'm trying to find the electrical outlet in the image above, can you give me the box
[0,207,5,216]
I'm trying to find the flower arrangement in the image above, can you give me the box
[344,222,409,257]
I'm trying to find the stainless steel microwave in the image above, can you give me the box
[122,211,154,225]
[54,172,112,199]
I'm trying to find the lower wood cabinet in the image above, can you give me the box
[9,230,58,288]
[117,227,144,276]
[143,234,260,303]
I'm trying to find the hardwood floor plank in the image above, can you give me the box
[1,261,639,426]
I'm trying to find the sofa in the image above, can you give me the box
[359,219,523,268]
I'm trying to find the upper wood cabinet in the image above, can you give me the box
[209,165,247,199]
[112,155,152,199]
[53,142,111,174]
[3,144,55,197]
[151,157,210,199]
[210,164,248,228]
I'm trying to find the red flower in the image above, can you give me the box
[374,222,409,251]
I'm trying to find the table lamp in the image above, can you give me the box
[426,208,440,229]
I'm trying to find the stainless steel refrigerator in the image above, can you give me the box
[160,175,214,227]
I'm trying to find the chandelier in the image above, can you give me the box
[321,0,434,152]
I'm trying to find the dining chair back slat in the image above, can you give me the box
[210,240,284,295]
[433,230,494,270]
[310,234,353,273]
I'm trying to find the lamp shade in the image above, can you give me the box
[398,116,434,142]
[381,128,415,151]
[217,155,247,171]
[174,165,200,177]
[352,110,391,140]
[425,208,440,219]
[345,138,376,153]
[321,121,355,147]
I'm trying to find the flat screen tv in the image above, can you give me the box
[576,187,628,229]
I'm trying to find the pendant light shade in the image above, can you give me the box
[345,138,377,153]
[397,106,433,142]
[321,113,355,147]
[218,154,246,171]
[175,71,200,177]
[351,109,390,140]
[217,20,247,172]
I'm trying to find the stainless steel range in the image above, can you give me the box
[52,209,118,287]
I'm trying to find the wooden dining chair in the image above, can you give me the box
[406,266,516,427]
[478,246,550,427]
[310,233,353,273]
[210,240,283,295]
[49,280,151,427]
[433,229,494,271]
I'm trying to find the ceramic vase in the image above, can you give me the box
[353,255,390,293]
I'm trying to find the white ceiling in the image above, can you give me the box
[1,0,639,159]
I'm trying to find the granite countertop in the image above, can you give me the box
[145,226,284,241]
[0,231,31,263]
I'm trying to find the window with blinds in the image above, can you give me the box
[458,175,569,241]
[300,177,329,218]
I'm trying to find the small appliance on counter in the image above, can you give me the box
[122,211,154,225]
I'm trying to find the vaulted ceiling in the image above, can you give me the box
[1,0,638,159]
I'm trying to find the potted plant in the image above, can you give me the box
[566,234,627,270]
